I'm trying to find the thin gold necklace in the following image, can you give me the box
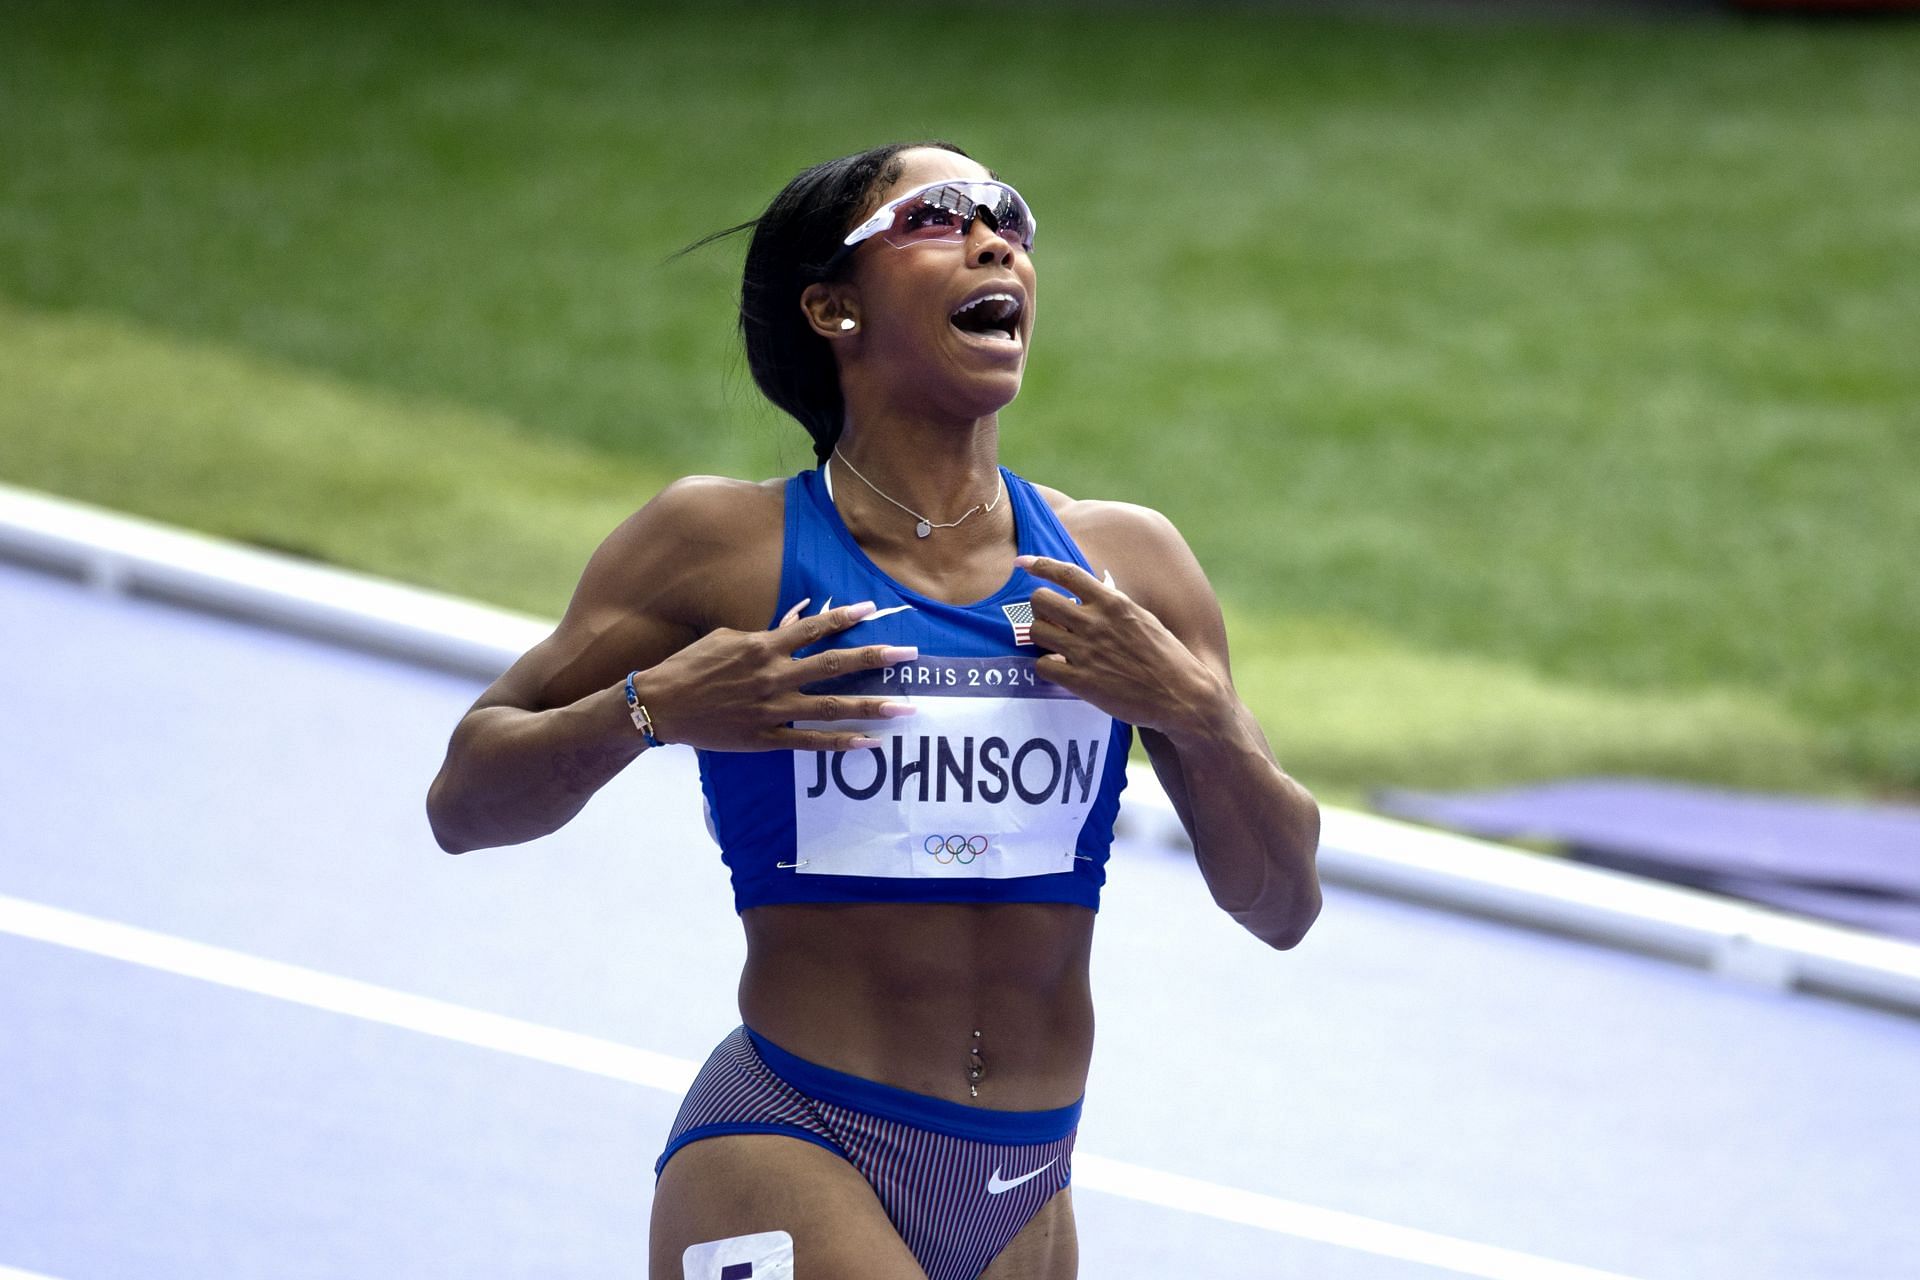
[829,450,1005,539]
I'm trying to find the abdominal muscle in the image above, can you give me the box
[737,901,1096,1112]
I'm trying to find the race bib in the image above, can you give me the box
[793,656,1112,880]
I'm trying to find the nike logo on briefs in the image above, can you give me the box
[986,1158,1058,1195]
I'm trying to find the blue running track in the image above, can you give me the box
[3,560,1916,1279]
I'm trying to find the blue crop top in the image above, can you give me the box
[696,466,1133,913]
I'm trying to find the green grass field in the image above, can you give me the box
[3,0,1915,803]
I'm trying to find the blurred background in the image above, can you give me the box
[3,0,1916,807]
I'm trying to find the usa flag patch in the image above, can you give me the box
[1002,601,1034,646]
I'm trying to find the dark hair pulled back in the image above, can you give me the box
[684,140,973,464]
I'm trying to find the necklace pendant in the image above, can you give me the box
[915,520,932,539]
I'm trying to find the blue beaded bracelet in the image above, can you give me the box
[624,670,663,748]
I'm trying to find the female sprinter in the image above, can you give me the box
[426,141,1320,1280]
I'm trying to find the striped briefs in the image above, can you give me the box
[657,1026,1081,1280]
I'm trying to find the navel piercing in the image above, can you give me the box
[968,1028,986,1098]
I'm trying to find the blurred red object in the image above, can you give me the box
[1733,0,1920,10]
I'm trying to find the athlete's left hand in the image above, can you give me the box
[1017,554,1230,742]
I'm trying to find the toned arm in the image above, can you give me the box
[425,475,912,854]
[1026,500,1321,950]
[425,476,752,853]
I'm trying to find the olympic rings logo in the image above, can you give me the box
[923,835,990,864]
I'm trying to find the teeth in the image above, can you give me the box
[952,292,1018,320]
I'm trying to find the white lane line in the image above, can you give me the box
[1073,1155,1639,1280]
[1,893,1643,1280]
[0,893,695,1095]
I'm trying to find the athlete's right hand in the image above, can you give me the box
[622,599,918,752]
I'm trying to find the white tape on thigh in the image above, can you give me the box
[682,1230,794,1280]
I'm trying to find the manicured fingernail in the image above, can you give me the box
[878,702,917,718]
[1013,555,1037,567]
[848,736,884,749]
[881,646,919,664]
[844,600,876,619]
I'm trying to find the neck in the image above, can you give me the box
[831,409,1005,538]
[833,408,998,514]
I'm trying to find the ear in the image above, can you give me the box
[800,283,859,340]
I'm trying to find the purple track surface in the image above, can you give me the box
[1376,781,1920,940]
[4,560,1918,1279]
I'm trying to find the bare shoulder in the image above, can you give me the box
[624,473,785,546]
[1030,483,1195,577]
[479,473,788,712]
[570,473,788,633]
[1029,479,1224,652]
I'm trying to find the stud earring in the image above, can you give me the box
[838,317,857,331]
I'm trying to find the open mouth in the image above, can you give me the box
[949,292,1023,344]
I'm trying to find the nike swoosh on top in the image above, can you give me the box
[780,598,917,628]
[986,1158,1058,1196]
